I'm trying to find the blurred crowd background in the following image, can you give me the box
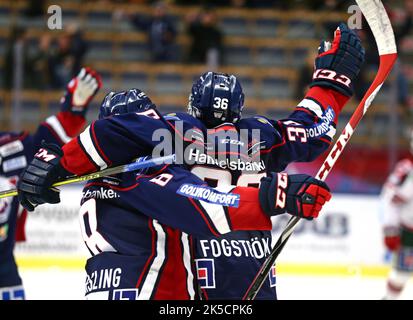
[1,0,413,194]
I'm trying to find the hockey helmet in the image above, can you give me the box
[98,89,156,119]
[188,72,244,128]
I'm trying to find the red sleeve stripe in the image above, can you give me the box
[56,111,86,137]
[79,125,108,170]
[61,137,98,175]
[45,115,72,144]
[228,187,272,231]
[305,86,349,123]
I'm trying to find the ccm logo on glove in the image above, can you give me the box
[313,69,351,87]
[275,173,288,209]
[35,148,58,162]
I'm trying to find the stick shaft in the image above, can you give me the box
[243,0,398,299]
[0,154,175,199]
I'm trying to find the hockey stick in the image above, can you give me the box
[243,0,398,300]
[0,154,176,199]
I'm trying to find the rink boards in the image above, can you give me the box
[14,187,391,277]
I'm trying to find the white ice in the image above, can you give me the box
[19,268,413,300]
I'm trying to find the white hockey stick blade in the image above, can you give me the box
[355,0,397,55]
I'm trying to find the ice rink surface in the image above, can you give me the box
[19,268,413,300]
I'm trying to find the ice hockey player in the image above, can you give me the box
[15,89,331,299]
[16,22,364,300]
[0,67,101,300]
[381,128,413,300]
[184,22,364,299]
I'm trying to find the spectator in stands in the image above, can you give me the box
[66,23,88,76]
[49,23,88,88]
[3,26,37,89]
[186,6,223,68]
[32,34,53,89]
[23,0,45,18]
[353,1,412,105]
[295,51,316,99]
[122,1,177,62]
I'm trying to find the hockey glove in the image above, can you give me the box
[310,23,365,97]
[17,142,71,212]
[259,173,332,220]
[61,67,102,117]
[383,226,401,251]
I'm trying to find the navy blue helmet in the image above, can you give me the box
[98,89,156,119]
[188,72,245,128]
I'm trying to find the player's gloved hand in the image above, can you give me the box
[259,173,332,220]
[17,142,71,212]
[310,22,365,97]
[61,67,102,117]
[383,226,401,251]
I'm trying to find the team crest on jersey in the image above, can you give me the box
[112,289,139,300]
[177,184,240,207]
[196,259,215,289]
[0,286,25,300]
[268,265,276,287]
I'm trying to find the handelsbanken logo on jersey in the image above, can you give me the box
[82,187,120,200]
[196,259,215,289]
[177,184,240,207]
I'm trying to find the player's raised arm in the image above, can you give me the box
[265,23,365,168]
[59,89,163,176]
[33,67,102,149]
[16,90,166,211]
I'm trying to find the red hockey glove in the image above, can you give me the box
[61,67,102,117]
[383,226,401,251]
[259,173,332,220]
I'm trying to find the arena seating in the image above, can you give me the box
[0,1,411,148]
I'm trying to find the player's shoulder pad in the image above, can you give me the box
[163,112,206,129]
[238,116,282,148]
[239,116,275,129]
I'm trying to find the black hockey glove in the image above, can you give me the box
[310,23,365,97]
[259,173,332,220]
[17,142,71,211]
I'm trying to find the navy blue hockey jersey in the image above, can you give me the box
[0,112,86,290]
[61,86,348,299]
